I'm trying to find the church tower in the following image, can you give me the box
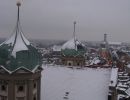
[61,22,86,66]
[0,1,42,100]
[99,34,112,65]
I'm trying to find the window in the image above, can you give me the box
[17,97,24,100]
[1,85,6,91]
[33,96,36,100]
[34,83,36,89]
[0,96,7,100]
[108,95,111,100]
[17,85,24,92]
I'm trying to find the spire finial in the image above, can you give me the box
[16,0,22,24]
[16,0,21,7]
[73,21,77,50]
[73,21,76,35]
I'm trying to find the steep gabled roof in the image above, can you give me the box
[0,2,42,73]
[62,38,84,50]
[61,38,85,57]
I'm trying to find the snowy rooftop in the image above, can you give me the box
[0,2,31,58]
[62,38,84,50]
[0,3,42,72]
[52,45,62,51]
[41,65,111,100]
[108,41,122,45]
[127,64,130,68]
[109,68,118,87]
[90,57,101,65]
[126,88,130,96]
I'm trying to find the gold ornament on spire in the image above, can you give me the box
[16,0,22,6]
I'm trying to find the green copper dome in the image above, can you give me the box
[0,3,42,73]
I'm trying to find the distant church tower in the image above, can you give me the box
[99,34,112,65]
[0,1,42,100]
[61,22,86,66]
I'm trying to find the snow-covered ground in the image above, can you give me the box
[41,65,111,100]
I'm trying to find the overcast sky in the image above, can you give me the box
[0,0,130,42]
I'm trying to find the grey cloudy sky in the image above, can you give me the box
[0,0,130,42]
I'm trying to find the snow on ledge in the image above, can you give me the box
[109,68,118,87]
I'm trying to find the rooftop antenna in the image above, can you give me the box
[73,21,76,50]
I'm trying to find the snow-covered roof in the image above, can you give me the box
[127,64,130,68]
[12,32,30,57]
[108,42,122,45]
[52,45,61,51]
[109,68,118,87]
[90,57,101,65]
[0,17,30,57]
[112,50,119,59]
[41,65,111,100]
[125,88,130,96]
[62,38,84,50]
[0,3,42,73]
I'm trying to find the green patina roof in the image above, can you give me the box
[0,4,43,73]
[61,49,85,57]
[0,44,42,72]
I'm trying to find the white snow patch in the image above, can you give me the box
[126,88,130,96]
[62,38,83,50]
[21,32,30,45]
[52,45,61,51]
[108,41,122,45]
[11,32,29,57]
[90,57,100,65]
[109,68,118,87]
[3,33,16,46]
[41,66,111,100]
[127,64,130,68]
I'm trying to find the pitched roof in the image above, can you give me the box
[0,3,42,73]
[62,49,85,57]
[61,38,85,56]
[62,38,84,50]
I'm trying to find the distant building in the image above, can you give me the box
[99,34,112,66]
[61,38,85,66]
[0,2,42,100]
[108,68,118,100]
[61,22,86,67]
